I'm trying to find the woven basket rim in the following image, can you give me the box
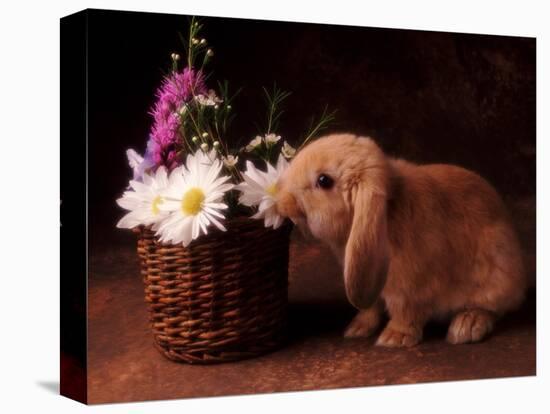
[134,216,292,246]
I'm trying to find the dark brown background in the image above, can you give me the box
[85,9,536,403]
[89,10,535,232]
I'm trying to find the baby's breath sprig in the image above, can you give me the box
[178,17,211,71]
[216,80,241,139]
[170,52,180,72]
[186,17,203,68]
[263,84,291,135]
[298,105,337,150]
[201,48,214,70]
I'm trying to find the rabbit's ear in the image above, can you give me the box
[344,182,389,309]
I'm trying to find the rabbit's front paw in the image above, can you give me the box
[376,323,422,347]
[344,308,381,338]
[447,309,495,344]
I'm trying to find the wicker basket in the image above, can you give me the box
[133,217,292,364]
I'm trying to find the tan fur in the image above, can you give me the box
[276,133,527,346]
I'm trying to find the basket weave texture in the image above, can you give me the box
[134,217,292,364]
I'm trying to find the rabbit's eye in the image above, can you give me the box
[317,173,334,190]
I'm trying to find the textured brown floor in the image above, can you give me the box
[87,196,536,404]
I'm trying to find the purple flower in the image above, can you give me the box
[126,148,154,181]
[148,67,207,170]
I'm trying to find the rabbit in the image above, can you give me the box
[275,133,527,347]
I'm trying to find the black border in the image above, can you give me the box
[60,9,88,404]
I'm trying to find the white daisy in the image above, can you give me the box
[156,150,234,247]
[195,89,223,106]
[235,154,289,229]
[178,104,188,116]
[116,167,170,230]
[245,135,263,152]
[265,133,281,145]
[281,141,296,159]
[222,154,239,168]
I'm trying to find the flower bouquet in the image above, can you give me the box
[116,18,334,363]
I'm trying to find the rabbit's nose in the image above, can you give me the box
[275,190,300,218]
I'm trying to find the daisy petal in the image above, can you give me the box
[191,217,200,240]
[203,206,226,219]
[204,202,228,210]
[205,213,227,232]
[116,211,143,229]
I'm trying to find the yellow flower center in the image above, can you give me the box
[151,195,164,216]
[181,187,205,216]
[266,183,277,197]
